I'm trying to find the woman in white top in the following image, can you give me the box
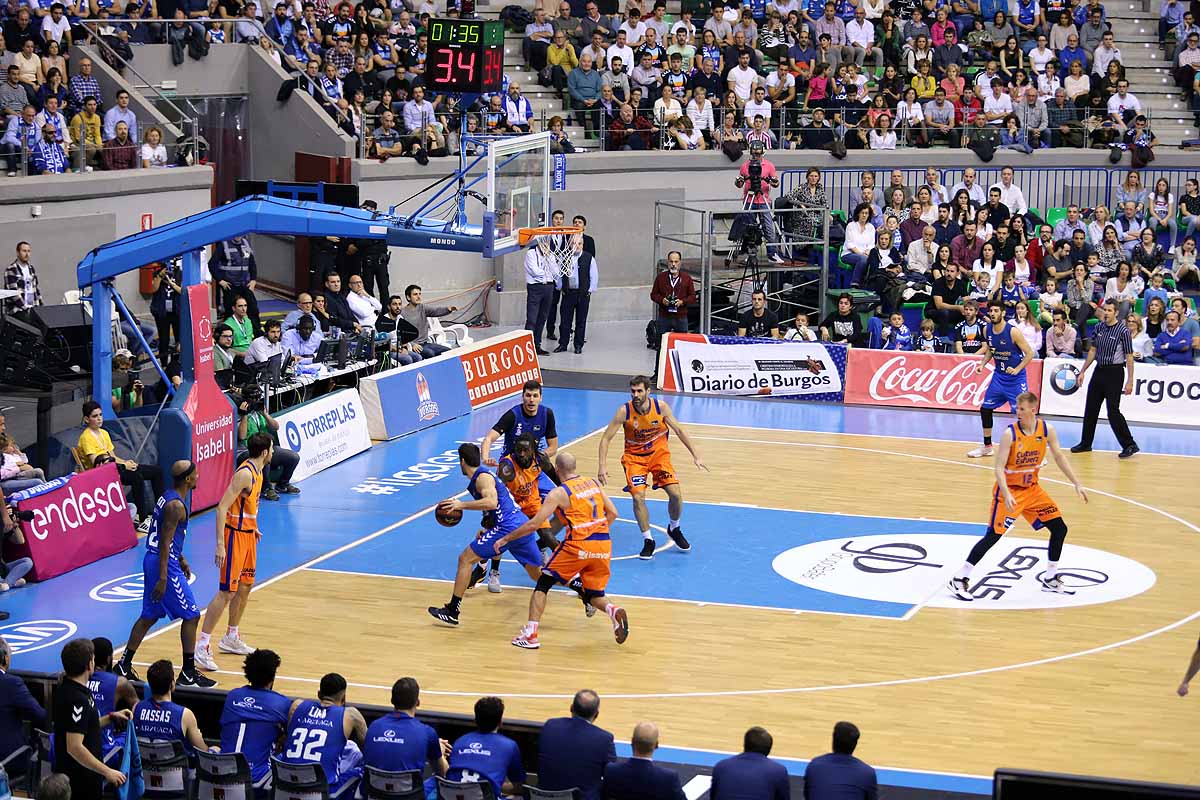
[669,116,706,150]
[862,0,887,19]
[14,40,43,87]
[685,85,714,134]
[1007,243,1037,292]
[893,87,925,141]
[1173,238,1199,287]
[914,185,938,223]
[1087,205,1112,247]
[1037,61,1062,102]
[840,202,878,283]
[974,207,993,241]
[1127,312,1155,362]
[653,84,682,127]
[1147,177,1178,245]
[1013,299,1042,353]
[1104,261,1140,319]
[1061,59,1089,104]
[140,127,169,168]
[1027,35,1055,75]
[869,114,897,149]
[785,311,819,340]
[972,241,1002,285]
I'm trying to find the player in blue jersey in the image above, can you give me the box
[444,697,525,797]
[479,381,559,587]
[967,300,1036,459]
[427,443,547,627]
[114,461,216,688]
[219,649,292,796]
[88,638,140,767]
[133,659,211,769]
[283,673,367,799]
[363,677,449,777]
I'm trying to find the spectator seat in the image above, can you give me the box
[434,777,496,800]
[196,751,255,800]
[271,756,330,800]
[361,766,425,800]
[138,738,190,800]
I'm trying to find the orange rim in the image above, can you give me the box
[517,226,583,247]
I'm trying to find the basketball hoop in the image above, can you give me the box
[518,226,584,277]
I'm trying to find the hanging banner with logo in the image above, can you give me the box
[458,330,542,408]
[359,353,472,440]
[1040,357,1200,426]
[179,284,237,509]
[665,338,847,400]
[844,349,1043,411]
[552,153,567,191]
[275,388,372,482]
[3,463,138,581]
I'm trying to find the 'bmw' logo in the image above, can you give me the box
[1051,363,1082,396]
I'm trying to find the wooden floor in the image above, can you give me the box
[135,424,1200,786]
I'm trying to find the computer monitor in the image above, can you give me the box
[335,336,350,369]
[353,332,373,361]
[314,337,337,364]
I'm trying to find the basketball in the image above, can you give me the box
[435,503,463,527]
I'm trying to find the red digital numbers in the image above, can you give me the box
[483,47,503,88]
[432,46,476,84]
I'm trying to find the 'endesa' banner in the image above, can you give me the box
[844,349,1043,412]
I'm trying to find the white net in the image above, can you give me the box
[532,231,584,277]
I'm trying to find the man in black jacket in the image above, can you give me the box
[321,271,361,332]
[800,107,836,150]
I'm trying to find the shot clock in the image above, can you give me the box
[427,18,505,94]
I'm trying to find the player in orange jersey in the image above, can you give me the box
[195,432,274,672]
[492,451,629,650]
[597,375,708,560]
[948,391,1088,601]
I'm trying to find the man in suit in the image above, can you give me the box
[555,216,599,355]
[537,689,616,800]
[802,722,877,800]
[0,635,48,777]
[602,722,685,800]
[711,727,790,800]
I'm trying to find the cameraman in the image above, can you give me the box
[733,140,784,263]
[235,384,301,501]
[650,250,697,348]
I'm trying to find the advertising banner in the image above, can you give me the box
[844,349,1043,412]
[669,339,847,400]
[1040,358,1200,426]
[180,284,237,509]
[360,353,472,440]
[458,330,542,408]
[5,463,137,581]
[275,388,372,482]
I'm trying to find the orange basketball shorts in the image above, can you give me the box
[987,482,1062,534]
[621,448,677,494]
[220,526,258,592]
[544,538,612,592]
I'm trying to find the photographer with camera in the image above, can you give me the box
[650,250,697,350]
[235,383,301,501]
[733,140,784,264]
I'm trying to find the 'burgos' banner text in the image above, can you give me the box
[182,284,236,509]
[670,339,846,400]
[1040,357,1200,426]
[844,349,1043,411]
[459,330,542,407]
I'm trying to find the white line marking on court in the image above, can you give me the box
[682,775,712,800]
[670,494,980,528]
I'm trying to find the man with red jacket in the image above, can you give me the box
[650,251,697,349]
[954,84,983,135]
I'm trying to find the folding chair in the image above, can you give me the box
[361,766,425,800]
[196,751,255,800]
[270,756,329,800]
[138,739,190,800]
[434,776,496,800]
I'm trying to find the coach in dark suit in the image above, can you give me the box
[554,246,598,355]
[602,722,685,800]
[0,635,48,776]
[802,722,877,800]
[537,689,616,800]
[711,727,790,800]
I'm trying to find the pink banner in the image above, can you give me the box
[844,349,1042,412]
[182,284,236,510]
[4,463,137,581]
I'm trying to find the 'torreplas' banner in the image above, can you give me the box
[669,339,846,400]
[5,463,137,581]
[181,284,237,509]
[359,352,473,440]
[1040,357,1200,426]
[275,388,372,482]
[844,349,1043,412]
[459,330,542,407]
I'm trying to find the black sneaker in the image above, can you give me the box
[667,526,691,552]
[638,539,655,560]
[177,670,217,688]
[1069,443,1092,453]
[112,661,141,682]
[262,486,280,501]
[1119,444,1140,459]
[467,563,487,589]
[427,605,460,626]
[277,483,301,495]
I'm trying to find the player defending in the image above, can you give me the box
[480,381,559,587]
[949,391,1088,601]
[196,432,273,672]
[494,432,562,562]
[114,460,216,688]
[967,300,1036,458]
[598,375,708,559]
[283,673,368,799]
[427,443,547,627]
[493,452,629,650]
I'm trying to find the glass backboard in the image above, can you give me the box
[484,131,552,257]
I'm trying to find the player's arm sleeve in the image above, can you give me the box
[425,726,441,764]
[507,742,527,784]
[491,410,515,435]
[544,408,558,440]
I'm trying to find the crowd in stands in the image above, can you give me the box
[515,0,1170,154]
[0,636,880,800]
[740,165,1200,362]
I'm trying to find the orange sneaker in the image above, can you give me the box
[611,607,629,644]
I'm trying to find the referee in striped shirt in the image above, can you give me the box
[1071,299,1140,459]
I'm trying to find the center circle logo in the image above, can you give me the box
[771,533,1155,610]
[285,421,302,451]
[0,619,79,654]
[1050,363,1082,396]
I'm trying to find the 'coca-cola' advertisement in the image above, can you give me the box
[844,350,1042,411]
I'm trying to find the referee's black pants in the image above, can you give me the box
[1078,364,1137,449]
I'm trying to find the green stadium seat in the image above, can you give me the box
[1045,207,1068,227]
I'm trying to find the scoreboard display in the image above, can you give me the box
[426,18,505,94]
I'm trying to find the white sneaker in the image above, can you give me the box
[487,571,502,594]
[948,576,973,601]
[137,517,152,534]
[5,171,15,178]
[195,645,219,672]
[0,583,9,592]
[966,445,994,458]
[12,578,24,588]
[218,634,255,655]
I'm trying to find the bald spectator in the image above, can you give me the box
[602,722,685,800]
[282,293,319,330]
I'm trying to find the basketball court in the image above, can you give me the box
[6,389,1200,792]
